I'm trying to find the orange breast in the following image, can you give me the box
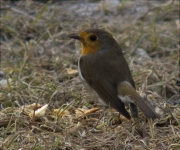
[81,43,102,55]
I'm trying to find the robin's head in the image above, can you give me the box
[69,29,117,56]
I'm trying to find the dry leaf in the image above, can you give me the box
[28,104,48,119]
[67,68,78,75]
[53,109,70,117]
[22,103,42,110]
[68,122,81,134]
[114,126,123,133]
[75,107,100,117]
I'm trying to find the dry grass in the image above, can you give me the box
[0,0,179,149]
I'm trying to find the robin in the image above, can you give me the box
[69,29,159,119]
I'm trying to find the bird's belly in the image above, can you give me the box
[78,64,107,106]
[118,95,133,103]
[78,62,84,81]
[80,77,108,106]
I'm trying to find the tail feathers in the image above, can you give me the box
[133,94,159,119]
[118,81,159,119]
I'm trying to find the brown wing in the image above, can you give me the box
[87,79,131,119]
[79,46,135,119]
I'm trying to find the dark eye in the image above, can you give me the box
[90,35,97,41]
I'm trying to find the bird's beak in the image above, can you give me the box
[68,34,81,40]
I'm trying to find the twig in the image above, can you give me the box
[139,0,175,20]
[10,7,36,20]
[128,33,149,57]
